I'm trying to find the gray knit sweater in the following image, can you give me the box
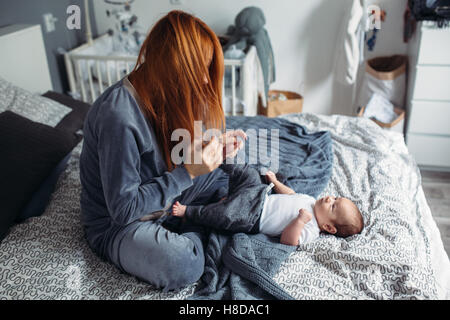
[79,78,193,259]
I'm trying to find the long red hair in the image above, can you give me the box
[129,10,225,171]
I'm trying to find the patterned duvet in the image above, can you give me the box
[0,113,448,300]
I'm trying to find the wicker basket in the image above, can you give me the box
[358,106,405,133]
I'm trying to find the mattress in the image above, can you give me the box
[0,113,448,299]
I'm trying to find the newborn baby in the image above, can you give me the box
[172,165,364,246]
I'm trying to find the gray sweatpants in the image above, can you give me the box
[107,168,229,292]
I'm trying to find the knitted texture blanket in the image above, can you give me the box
[191,233,295,300]
[226,116,333,199]
[190,116,333,299]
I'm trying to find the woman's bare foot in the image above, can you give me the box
[280,209,312,246]
[172,201,187,217]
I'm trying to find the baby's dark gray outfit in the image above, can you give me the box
[185,164,273,234]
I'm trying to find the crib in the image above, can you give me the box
[64,34,263,116]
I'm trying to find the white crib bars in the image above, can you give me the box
[64,35,246,116]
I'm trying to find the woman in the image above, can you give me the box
[79,11,245,291]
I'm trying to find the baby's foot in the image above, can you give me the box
[172,201,187,217]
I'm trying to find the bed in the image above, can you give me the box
[0,98,449,299]
[0,22,448,300]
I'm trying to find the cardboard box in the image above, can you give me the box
[358,106,405,134]
[258,90,303,117]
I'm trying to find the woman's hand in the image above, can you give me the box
[184,135,224,179]
[183,130,247,179]
[220,130,247,160]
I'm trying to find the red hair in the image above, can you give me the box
[129,10,225,170]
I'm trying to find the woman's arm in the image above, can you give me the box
[95,105,241,226]
[96,104,193,227]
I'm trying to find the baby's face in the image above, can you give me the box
[313,196,354,233]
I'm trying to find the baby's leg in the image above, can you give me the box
[220,164,262,192]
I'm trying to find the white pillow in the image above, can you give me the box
[0,77,71,127]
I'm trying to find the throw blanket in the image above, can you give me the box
[189,116,333,299]
[226,116,333,199]
[191,233,295,300]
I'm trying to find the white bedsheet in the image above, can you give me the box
[277,113,450,299]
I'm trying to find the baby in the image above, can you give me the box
[172,164,363,246]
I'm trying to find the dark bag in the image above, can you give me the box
[409,0,450,25]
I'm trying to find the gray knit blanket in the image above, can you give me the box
[191,233,295,299]
[226,116,333,199]
[188,116,333,299]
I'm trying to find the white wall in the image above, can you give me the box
[93,0,408,116]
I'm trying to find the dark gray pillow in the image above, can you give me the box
[0,111,81,241]
[15,151,72,223]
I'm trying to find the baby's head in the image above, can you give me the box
[313,196,363,238]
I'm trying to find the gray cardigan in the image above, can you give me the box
[79,78,193,259]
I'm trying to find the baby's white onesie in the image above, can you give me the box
[259,193,320,245]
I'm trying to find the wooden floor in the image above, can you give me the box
[420,169,450,257]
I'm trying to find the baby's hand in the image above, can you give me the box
[265,170,278,183]
[298,209,312,224]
